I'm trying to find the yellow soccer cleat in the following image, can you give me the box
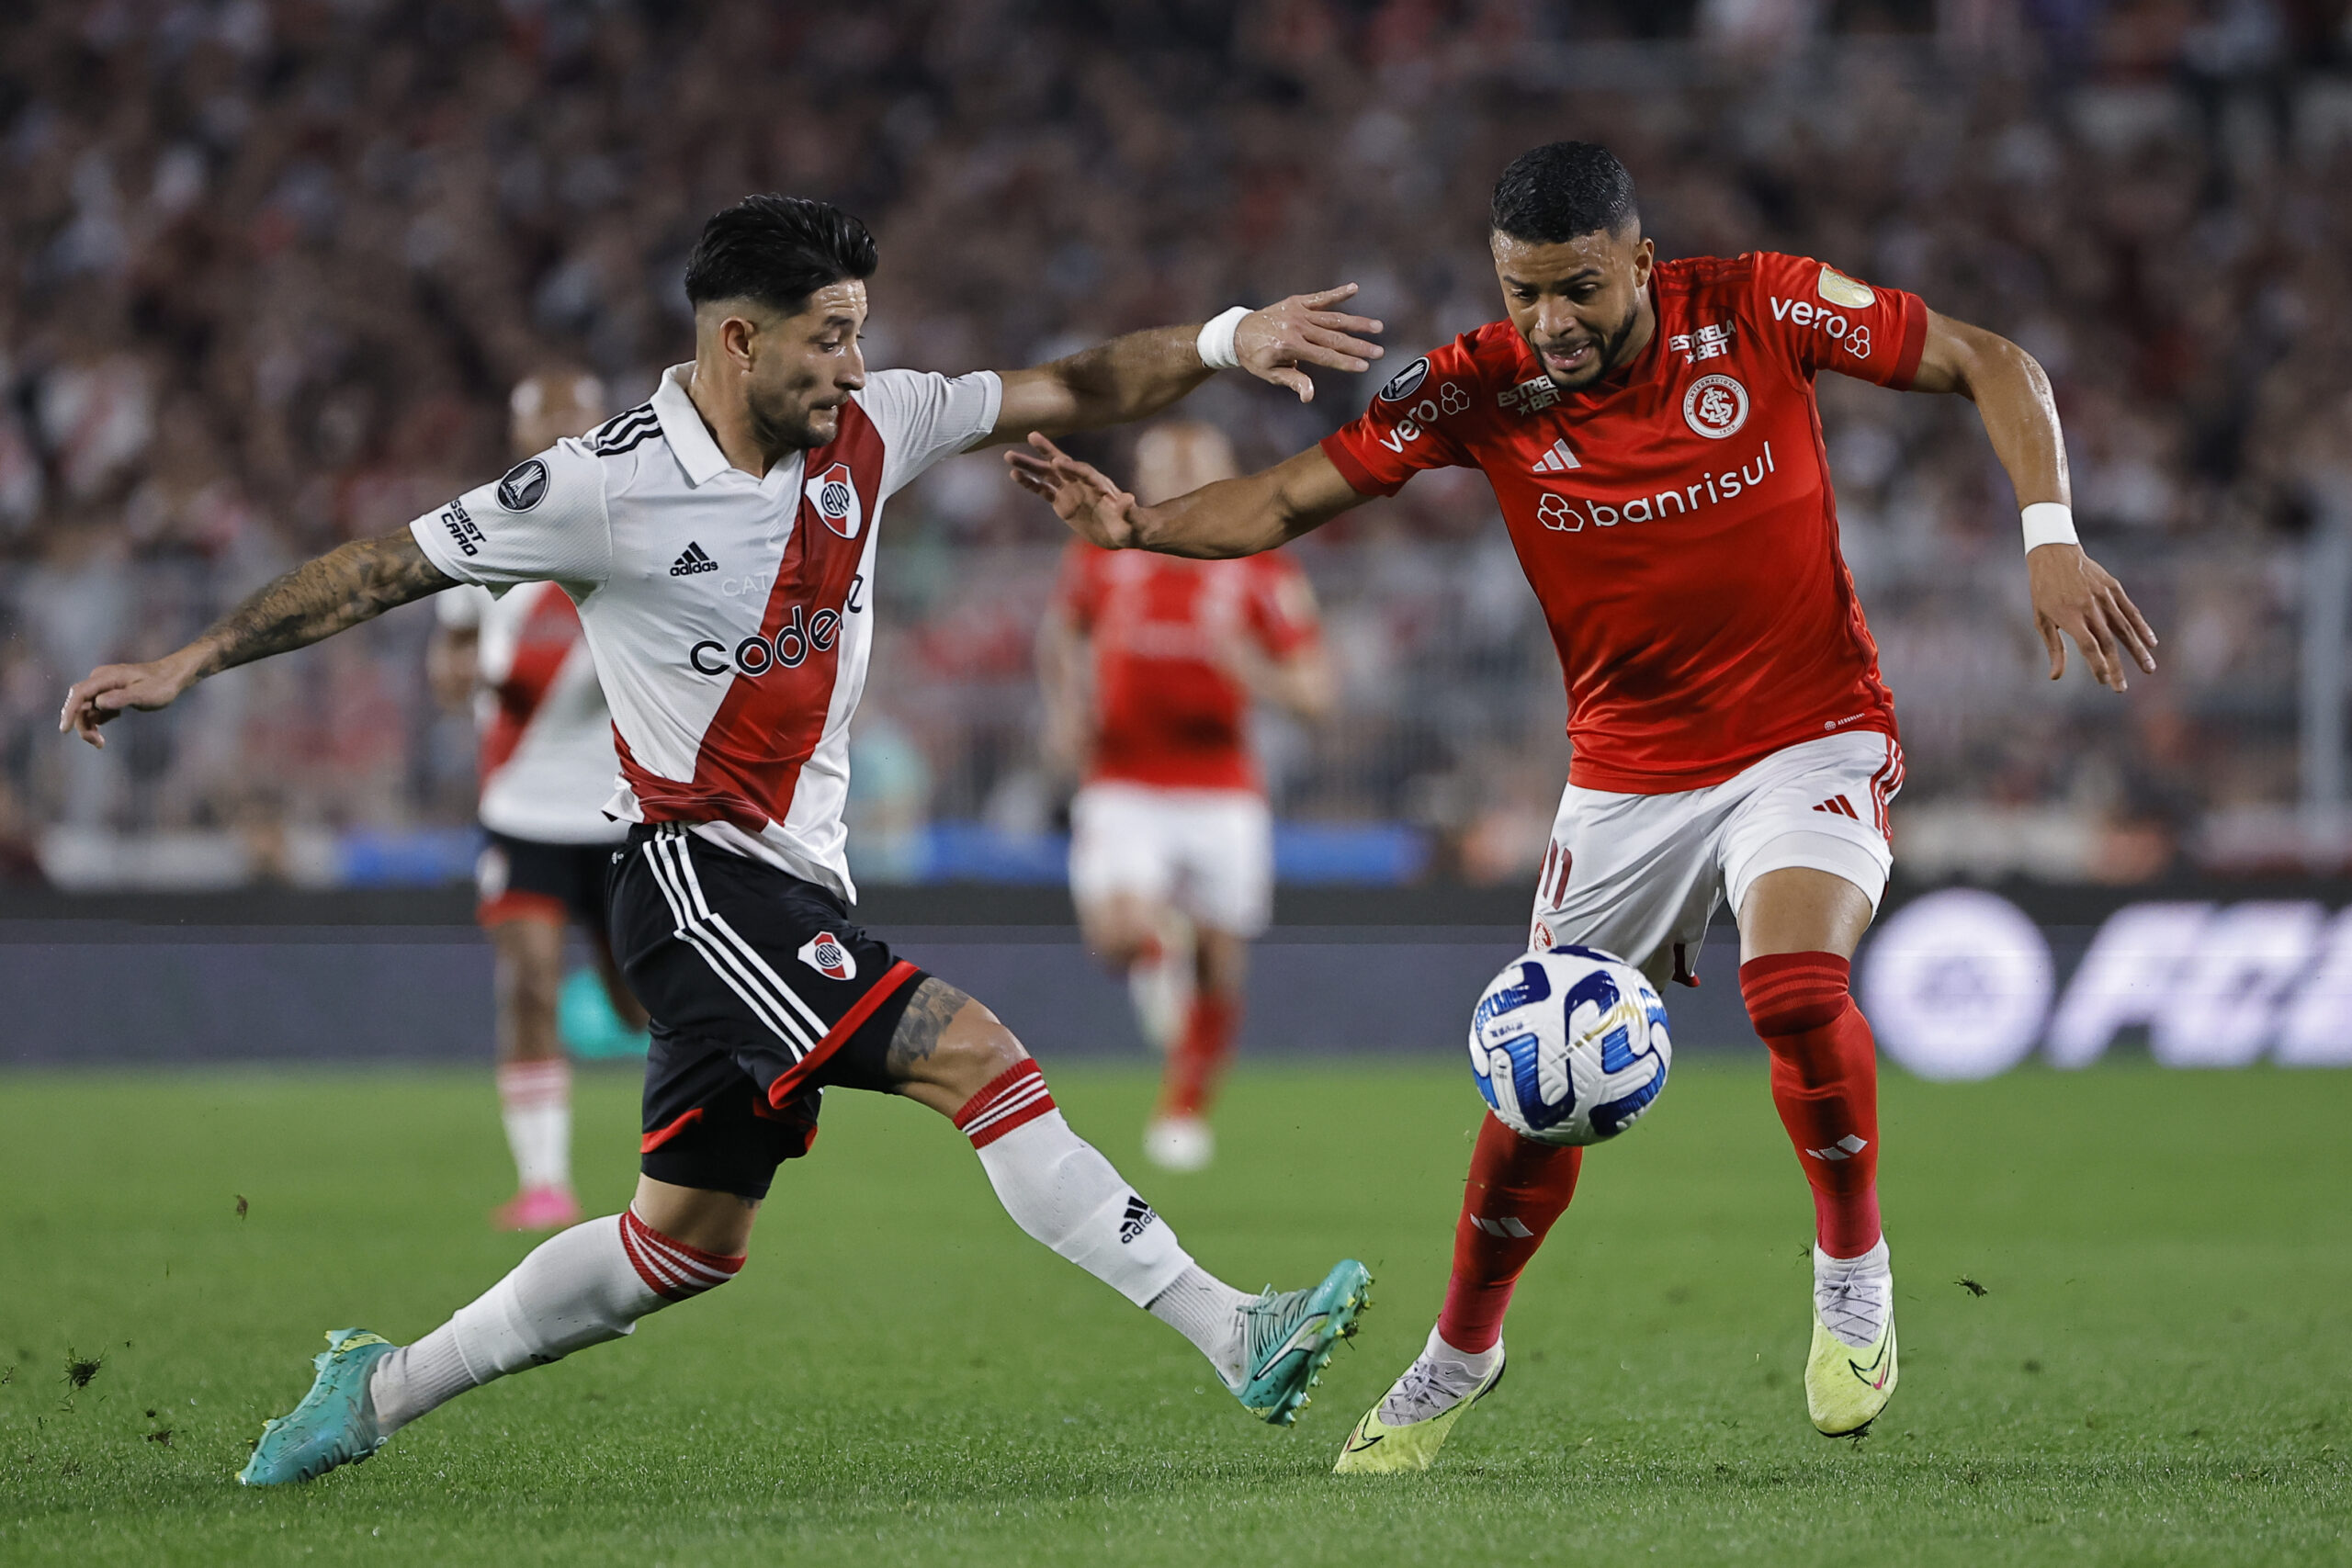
[1804,1240,1897,1435]
[1333,1328,1507,1474]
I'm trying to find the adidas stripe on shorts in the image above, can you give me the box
[1527,730,1905,993]
[612,824,930,1199]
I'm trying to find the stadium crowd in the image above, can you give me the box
[2,0,2350,886]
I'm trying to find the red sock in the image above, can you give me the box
[1740,952,1883,1258]
[1434,1113,1582,1354]
[1158,993,1237,1118]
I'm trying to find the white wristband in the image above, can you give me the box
[1195,306,1250,372]
[2021,502,2078,554]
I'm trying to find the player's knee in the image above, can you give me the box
[924,1002,1030,1099]
[1739,953,1853,1039]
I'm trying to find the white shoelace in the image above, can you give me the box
[1815,1240,1893,1351]
[1376,1332,1499,1425]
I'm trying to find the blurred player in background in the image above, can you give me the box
[427,370,649,1234]
[1039,421,1331,1172]
[1013,141,2158,1462]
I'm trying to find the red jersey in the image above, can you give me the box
[1052,544,1320,792]
[1322,252,1926,794]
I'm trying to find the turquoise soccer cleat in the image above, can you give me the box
[1235,1259,1373,1427]
[237,1328,398,1486]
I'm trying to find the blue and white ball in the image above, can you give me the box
[1468,944,1672,1146]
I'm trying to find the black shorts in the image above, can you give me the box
[609,824,928,1200]
[477,829,619,939]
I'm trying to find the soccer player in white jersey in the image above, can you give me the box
[427,369,649,1233]
[61,195,1392,1483]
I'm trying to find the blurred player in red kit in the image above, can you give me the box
[1012,142,2158,1461]
[1038,421,1333,1171]
[427,370,650,1233]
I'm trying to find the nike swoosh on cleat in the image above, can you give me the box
[1848,1339,1892,1390]
[1342,1417,1385,1452]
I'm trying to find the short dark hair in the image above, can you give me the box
[683,195,878,317]
[1489,142,1639,245]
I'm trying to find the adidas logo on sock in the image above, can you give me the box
[669,542,718,577]
[1119,1195,1159,1245]
[1532,437,1580,474]
[1806,1134,1870,1162]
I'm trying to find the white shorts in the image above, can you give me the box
[1069,782,1273,938]
[1529,731,1905,991]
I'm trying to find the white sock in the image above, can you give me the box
[1814,1237,1893,1351]
[1380,1325,1501,1424]
[1144,1266,1255,1387]
[497,1059,572,1191]
[369,1210,740,1433]
[954,1060,1195,1307]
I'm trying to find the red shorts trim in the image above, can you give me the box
[639,1107,706,1153]
[479,889,570,927]
[764,959,924,1110]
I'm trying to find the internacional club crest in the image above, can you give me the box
[797,931,856,981]
[804,461,864,539]
[1681,374,1749,440]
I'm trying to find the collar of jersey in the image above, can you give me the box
[655,364,806,494]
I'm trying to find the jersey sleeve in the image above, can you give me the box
[1247,555,1320,658]
[408,440,611,596]
[1745,252,1928,389]
[1317,341,1481,497]
[433,583,492,629]
[859,368,1005,498]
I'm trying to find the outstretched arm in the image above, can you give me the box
[1006,437,1370,558]
[981,286,1385,444]
[1905,310,2158,693]
[60,529,453,747]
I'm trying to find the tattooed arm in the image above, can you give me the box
[60,529,455,749]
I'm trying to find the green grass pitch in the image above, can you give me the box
[2,1056,2346,1565]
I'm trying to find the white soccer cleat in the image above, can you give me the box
[1804,1239,1897,1435]
[1143,1114,1215,1172]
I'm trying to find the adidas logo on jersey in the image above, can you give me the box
[1118,1195,1159,1244]
[1812,795,1860,819]
[669,543,718,577]
[1532,437,1580,474]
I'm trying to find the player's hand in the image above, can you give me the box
[1005,434,1145,548]
[1234,284,1385,403]
[58,649,205,749]
[2028,543,2158,693]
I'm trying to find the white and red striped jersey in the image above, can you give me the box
[435,580,623,844]
[410,362,1002,900]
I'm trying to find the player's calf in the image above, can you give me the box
[899,979,1369,1423]
[371,1208,741,1432]
[1740,952,1899,1432]
[1740,952,1881,1257]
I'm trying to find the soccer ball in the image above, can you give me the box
[1467,944,1672,1146]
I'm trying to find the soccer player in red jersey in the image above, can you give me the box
[1039,421,1333,1171]
[1011,142,2158,1460]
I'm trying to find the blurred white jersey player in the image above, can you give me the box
[428,371,649,1232]
[1039,423,1332,1171]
